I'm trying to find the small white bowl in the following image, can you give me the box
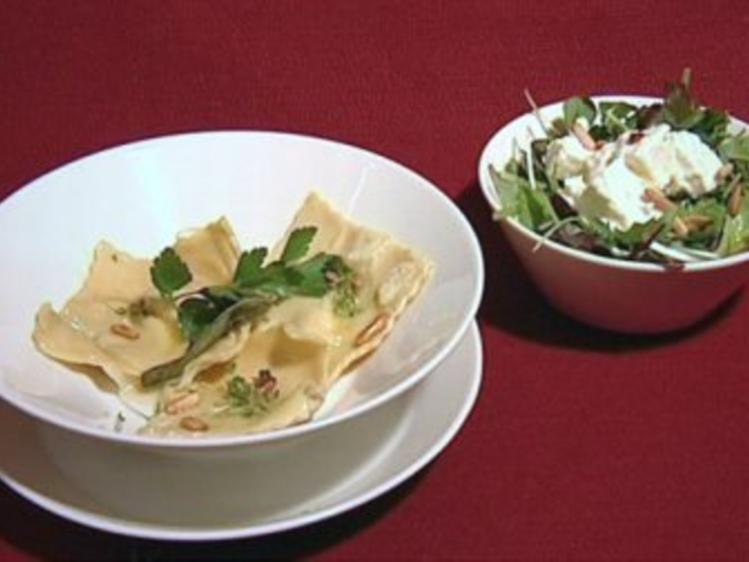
[0,131,483,450]
[479,95,749,334]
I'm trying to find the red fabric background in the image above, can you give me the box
[2,1,749,560]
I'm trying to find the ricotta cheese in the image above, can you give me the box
[545,124,723,230]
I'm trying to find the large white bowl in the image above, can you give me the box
[0,131,483,449]
[479,95,749,333]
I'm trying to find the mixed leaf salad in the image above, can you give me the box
[489,70,749,264]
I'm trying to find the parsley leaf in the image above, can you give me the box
[292,253,337,297]
[177,298,222,343]
[201,285,242,305]
[280,226,317,263]
[240,261,302,298]
[234,247,268,286]
[150,248,192,299]
[141,295,277,387]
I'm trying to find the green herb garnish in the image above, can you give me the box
[279,226,317,263]
[140,227,357,388]
[233,247,268,285]
[151,248,192,299]
[225,372,278,417]
[329,259,361,317]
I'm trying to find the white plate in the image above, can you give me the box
[0,322,482,541]
[0,131,483,447]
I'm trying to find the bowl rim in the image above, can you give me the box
[478,94,749,274]
[0,130,485,449]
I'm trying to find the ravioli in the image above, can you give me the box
[264,192,433,388]
[32,219,247,413]
[33,193,433,436]
[144,193,433,436]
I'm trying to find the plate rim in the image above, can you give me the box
[0,129,485,449]
[1,321,483,541]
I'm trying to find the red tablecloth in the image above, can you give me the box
[2,1,749,560]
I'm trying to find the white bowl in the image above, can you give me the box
[0,323,482,540]
[479,95,749,334]
[0,131,483,449]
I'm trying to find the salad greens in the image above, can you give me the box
[141,227,357,388]
[491,70,749,264]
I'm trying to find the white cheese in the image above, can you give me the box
[545,135,590,179]
[625,125,723,197]
[545,123,723,231]
[578,150,659,230]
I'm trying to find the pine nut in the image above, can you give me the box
[180,416,208,432]
[164,392,199,415]
[355,313,391,346]
[110,323,139,340]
